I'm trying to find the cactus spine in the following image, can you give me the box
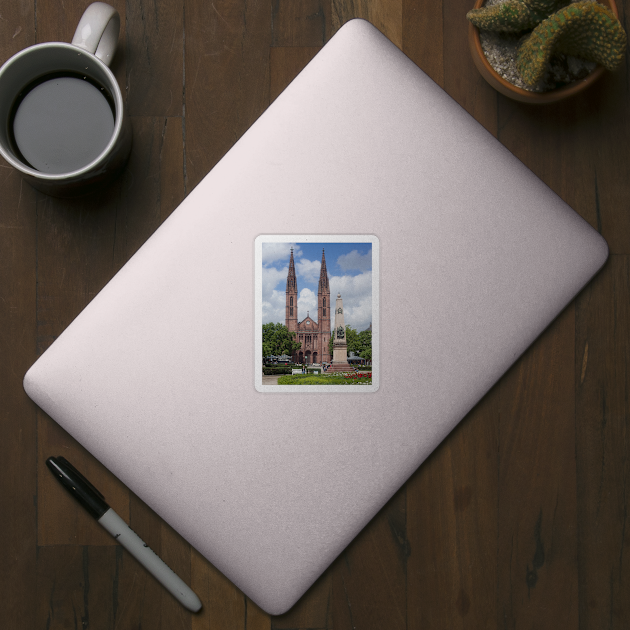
[516,1,627,85]
[467,0,568,33]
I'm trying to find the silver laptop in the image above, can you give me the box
[23,19,607,614]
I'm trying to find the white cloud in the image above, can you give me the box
[298,288,317,318]
[262,265,287,297]
[329,272,372,332]
[262,242,301,266]
[262,289,286,324]
[337,249,372,272]
[296,258,321,284]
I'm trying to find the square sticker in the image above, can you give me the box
[255,235,379,392]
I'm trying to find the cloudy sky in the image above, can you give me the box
[262,241,373,332]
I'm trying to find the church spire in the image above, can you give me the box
[285,248,298,337]
[318,248,329,292]
[286,248,297,292]
[317,248,331,364]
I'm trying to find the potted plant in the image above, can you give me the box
[468,0,627,103]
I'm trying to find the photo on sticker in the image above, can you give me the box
[261,240,374,386]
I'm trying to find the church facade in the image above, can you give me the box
[285,248,331,365]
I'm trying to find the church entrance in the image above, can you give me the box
[305,350,311,364]
[313,352,318,364]
[298,351,303,364]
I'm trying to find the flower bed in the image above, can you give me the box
[343,373,372,380]
[277,373,373,385]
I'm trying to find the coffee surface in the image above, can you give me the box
[12,75,115,174]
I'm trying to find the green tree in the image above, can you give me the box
[345,326,359,354]
[262,322,301,359]
[357,329,372,363]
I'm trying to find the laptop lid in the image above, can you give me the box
[23,19,607,614]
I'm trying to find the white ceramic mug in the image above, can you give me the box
[0,2,131,197]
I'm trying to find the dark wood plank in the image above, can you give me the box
[0,4,39,629]
[36,545,118,630]
[0,149,38,630]
[126,0,184,117]
[443,0,498,131]
[496,96,598,223]
[402,0,444,88]
[582,71,630,254]
[36,0,125,46]
[497,305,578,628]
[190,549,248,630]
[331,0,402,47]
[159,116,187,220]
[576,256,630,629]
[272,0,331,46]
[330,486,407,630]
[0,177,37,627]
[0,0,36,54]
[184,0,272,192]
[407,392,499,629]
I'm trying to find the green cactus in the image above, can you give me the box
[467,0,568,33]
[516,1,627,85]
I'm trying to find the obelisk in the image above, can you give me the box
[328,292,352,372]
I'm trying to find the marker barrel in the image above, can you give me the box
[98,508,202,612]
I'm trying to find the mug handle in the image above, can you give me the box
[71,2,120,67]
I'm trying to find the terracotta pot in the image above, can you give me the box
[468,0,619,103]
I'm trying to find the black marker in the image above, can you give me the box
[46,456,202,612]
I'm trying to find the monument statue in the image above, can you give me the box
[328,292,353,372]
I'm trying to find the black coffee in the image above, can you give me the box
[10,73,115,174]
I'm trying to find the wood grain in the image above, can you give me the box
[403,0,444,88]
[126,0,184,117]
[0,4,39,629]
[332,0,403,48]
[443,0,497,132]
[36,545,119,630]
[0,160,38,630]
[497,304,578,629]
[184,0,271,191]
[271,0,331,46]
[331,486,408,630]
[576,256,630,629]
[190,548,248,630]
[407,391,498,629]
[1,0,629,627]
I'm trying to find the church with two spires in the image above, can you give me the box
[285,248,331,365]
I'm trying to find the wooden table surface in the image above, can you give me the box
[1,0,629,628]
